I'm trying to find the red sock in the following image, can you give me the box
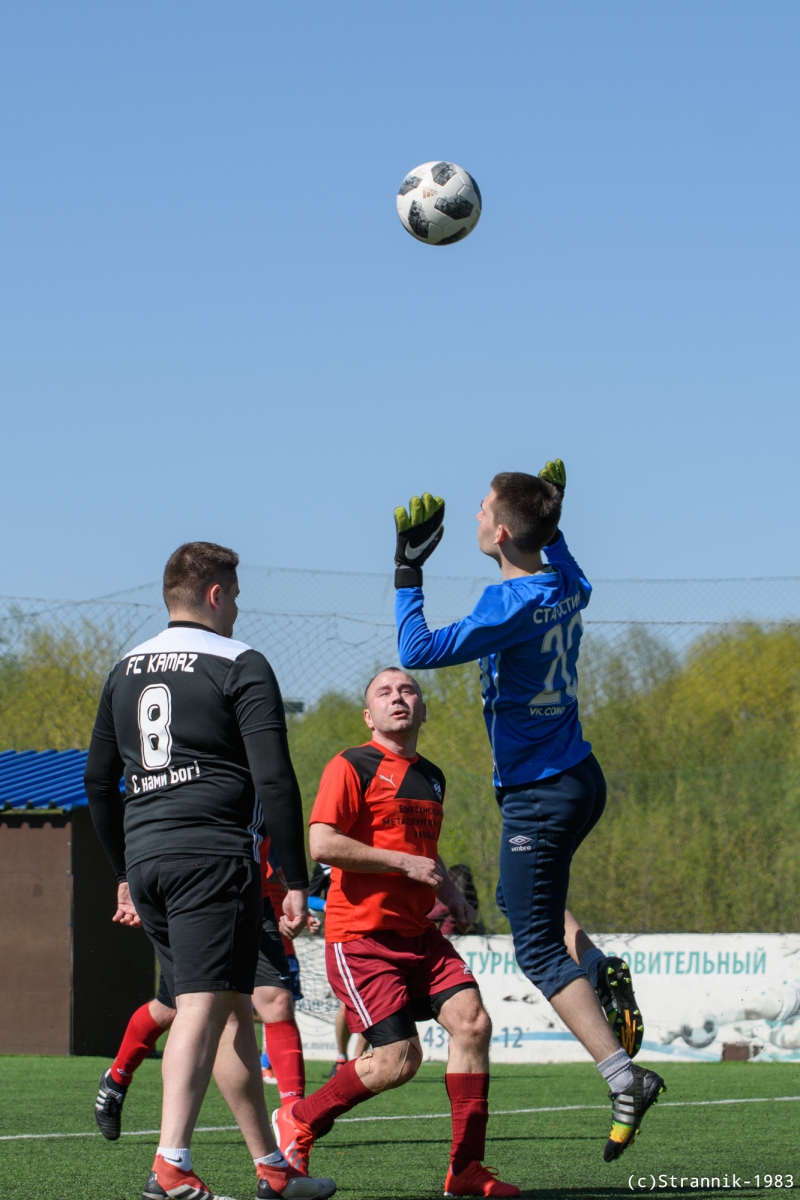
[294,1058,372,1133]
[110,1003,164,1085]
[446,1073,490,1173]
[264,1019,306,1104]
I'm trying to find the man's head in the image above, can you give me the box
[477,472,562,563]
[363,667,426,744]
[162,542,240,637]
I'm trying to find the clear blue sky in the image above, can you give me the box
[2,2,798,600]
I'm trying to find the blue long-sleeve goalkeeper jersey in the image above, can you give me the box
[395,533,592,788]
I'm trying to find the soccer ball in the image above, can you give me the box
[396,161,482,246]
[680,1013,718,1049]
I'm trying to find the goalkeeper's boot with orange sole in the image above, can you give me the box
[142,1154,235,1199]
[444,1162,522,1197]
[256,1160,336,1199]
[272,1103,316,1174]
[596,956,644,1058]
[603,1065,666,1162]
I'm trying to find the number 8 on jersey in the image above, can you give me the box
[137,684,173,769]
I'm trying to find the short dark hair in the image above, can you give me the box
[364,666,422,703]
[162,541,239,610]
[490,472,562,553]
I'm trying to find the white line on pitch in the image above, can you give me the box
[2,1096,799,1143]
[337,1095,800,1123]
[0,1124,236,1142]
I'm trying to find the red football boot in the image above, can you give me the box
[443,1162,522,1198]
[141,1154,235,1199]
[256,1159,336,1199]
[271,1103,316,1174]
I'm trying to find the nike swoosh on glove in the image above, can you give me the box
[394,493,444,589]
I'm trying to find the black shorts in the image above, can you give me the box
[128,854,262,998]
[155,969,174,1009]
[253,895,293,992]
[151,893,290,1005]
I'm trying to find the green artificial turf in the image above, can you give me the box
[0,1057,797,1199]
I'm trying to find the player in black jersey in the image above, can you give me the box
[85,542,335,1200]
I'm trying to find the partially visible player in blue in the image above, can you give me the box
[393,465,665,1163]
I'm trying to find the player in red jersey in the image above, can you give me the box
[272,668,520,1199]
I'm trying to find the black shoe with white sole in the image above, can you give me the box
[94,1068,127,1141]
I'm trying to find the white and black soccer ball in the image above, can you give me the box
[680,1013,719,1049]
[396,161,481,246]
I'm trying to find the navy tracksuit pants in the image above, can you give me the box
[496,752,607,1000]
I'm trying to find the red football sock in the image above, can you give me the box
[446,1073,490,1174]
[264,1019,306,1104]
[110,1003,164,1086]
[294,1058,373,1133]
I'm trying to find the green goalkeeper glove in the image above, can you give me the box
[538,458,566,490]
[538,459,565,546]
[394,493,445,589]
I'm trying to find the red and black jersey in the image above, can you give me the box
[310,740,446,942]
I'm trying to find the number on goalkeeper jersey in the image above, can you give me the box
[530,612,582,707]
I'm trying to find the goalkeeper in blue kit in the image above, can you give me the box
[393,467,665,1162]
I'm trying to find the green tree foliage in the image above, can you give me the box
[289,692,368,821]
[574,623,800,932]
[2,614,798,932]
[289,624,800,934]
[582,623,800,772]
[0,618,113,750]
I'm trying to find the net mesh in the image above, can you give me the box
[2,566,800,934]
[292,939,340,1024]
[4,566,800,705]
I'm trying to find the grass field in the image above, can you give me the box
[1,1058,798,1199]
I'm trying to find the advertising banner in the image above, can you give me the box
[293,933,800,1064]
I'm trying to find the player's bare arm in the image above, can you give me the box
[309,821,443,888]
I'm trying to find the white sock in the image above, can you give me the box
[157,1147,192,1171]
[597,1047,634,1094]
[255,1150,289,1168]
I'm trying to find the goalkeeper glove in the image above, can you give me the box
[394,493,444,589]
[538,459,565,546]
[538,458,566,490]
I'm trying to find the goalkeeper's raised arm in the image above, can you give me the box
[394,469,588,672]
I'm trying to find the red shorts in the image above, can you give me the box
[325,924,474,1034]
